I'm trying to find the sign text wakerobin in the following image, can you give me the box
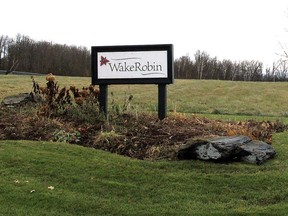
[108,61,163,73]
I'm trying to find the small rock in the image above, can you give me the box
[2,93,32,106]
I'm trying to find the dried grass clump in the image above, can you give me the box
[31,74,100,117]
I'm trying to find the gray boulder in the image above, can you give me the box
[209,135,251,159]
[177,135,276,164]
[2,93,32,106]
[239,140,276,165]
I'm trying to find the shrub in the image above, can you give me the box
[31,74,102,122]
[53,129,81,143]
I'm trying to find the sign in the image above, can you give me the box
[92,44,173,84]
[91,44,174,120]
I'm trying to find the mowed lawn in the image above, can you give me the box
[1,136,288,216]
[1,74,288,116]
[1,74,288,215]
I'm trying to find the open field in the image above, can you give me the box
[1,74,288,117]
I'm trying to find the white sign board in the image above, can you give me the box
[97,51,168,79]
[92,44,173,85]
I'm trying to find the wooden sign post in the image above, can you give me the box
[92,44,174,120]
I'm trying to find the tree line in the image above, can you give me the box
[175,50,288,81]
[0,34,90,76]
[1,34,287,81]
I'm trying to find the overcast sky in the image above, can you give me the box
[2,0,288,66]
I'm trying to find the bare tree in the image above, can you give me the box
[0,35,11,70]
[194,50,209,80]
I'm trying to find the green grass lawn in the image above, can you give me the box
[1,136,288,216]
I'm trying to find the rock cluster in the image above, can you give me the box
[177,135,276,164]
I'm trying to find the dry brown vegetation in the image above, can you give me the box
[0,75,287,160]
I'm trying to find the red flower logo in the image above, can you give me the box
[100,56,109,66]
